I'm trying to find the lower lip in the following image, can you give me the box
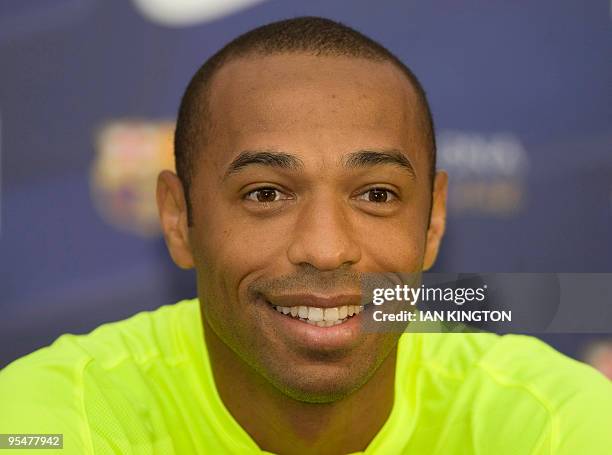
[260,298,366,352]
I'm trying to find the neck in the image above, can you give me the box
[203,320,397,455]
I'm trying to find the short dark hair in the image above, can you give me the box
[175,16,436,223]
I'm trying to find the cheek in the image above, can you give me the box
[357,212,428,272]
[192,220,264,354]
[192,207,290,314]
[197,218,287,278]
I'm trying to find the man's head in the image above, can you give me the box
[174,16,437,222]
[157,17,447,403]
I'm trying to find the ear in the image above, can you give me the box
[423,170,448,271]
[156,170,195,269]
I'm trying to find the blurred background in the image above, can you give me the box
[0,0,611,372]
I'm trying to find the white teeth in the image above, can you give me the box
[308,307,324,322]
[272,304,365,326]
[324,307,339,322]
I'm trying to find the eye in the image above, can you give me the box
[244,187,290,203]
[356,188,398,203]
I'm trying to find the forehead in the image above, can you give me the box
[205,53,425,168]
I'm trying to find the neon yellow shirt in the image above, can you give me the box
[1,299,611,454]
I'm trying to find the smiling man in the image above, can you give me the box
[1,16,611,455]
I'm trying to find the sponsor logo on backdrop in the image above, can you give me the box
[91,120,174,237]
[438,130,528,217]
[131,0,267,26]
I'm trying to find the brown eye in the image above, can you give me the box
[368,189,388,203]
[245,187,291,203]
[356,188,396,203]
[256,189,278,202]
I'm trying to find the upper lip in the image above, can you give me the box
[264,293,362,309]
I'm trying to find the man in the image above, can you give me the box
[1,17,611,454]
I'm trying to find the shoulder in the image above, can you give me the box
[478,334,612,453]
[407,331,612,402]
[403,332,612,453]
[0,299,199,452]
[473,333,612,415]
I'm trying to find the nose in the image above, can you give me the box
[287,195,361,271]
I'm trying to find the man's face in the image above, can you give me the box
[164,54,446,402]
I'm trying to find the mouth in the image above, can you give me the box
[257,293,369,351]
[270,303,364,327]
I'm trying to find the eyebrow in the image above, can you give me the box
[223,150,305,180]
[222,148,416,180]
[343,149,416,179]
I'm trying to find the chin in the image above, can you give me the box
[262,361,375,404]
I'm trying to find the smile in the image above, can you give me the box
[271,304,364,327]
